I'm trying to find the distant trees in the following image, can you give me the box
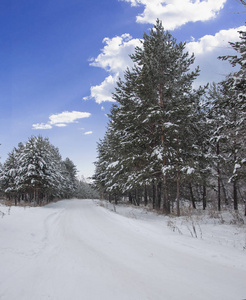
[0,136,78,205]
[93,20,246,215]
[74,177,99,199]
[207,28,246,213]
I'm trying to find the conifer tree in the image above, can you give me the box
[94,20,203,215]
[0,136,78,204]
[62,158,78,198]
[218,29,246,210]
[1,149,19,202]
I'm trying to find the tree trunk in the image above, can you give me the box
[189,183,196,209]
[233,180,238,210]
[152,182,156,209]
[221,178,229,205]
[128,192,132,204]
[159,84,171,214]
[131,190,138,206]
[34,189,37,205]
[217,142,221,211]
[218,175,221,211]
[176,137,180,217]
[136,189,140,206]
[144,185,148,206]
[114,193,118,205]
[162,175,170,213]
[176,169,180,217]
[156,181,161,210]
[202,184,206,210]
[233,146,238,210]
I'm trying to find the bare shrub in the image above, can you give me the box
[167,219,183,235]
[229,210,245,225]
[182,216,203,239]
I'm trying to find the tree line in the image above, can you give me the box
[93,20,246,216]
[0,136,98,205]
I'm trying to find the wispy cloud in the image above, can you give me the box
[32,111,91,130]
[54,123,67,127]
[32,123,52,130]
[120,0,226,29]
[84,131,93,135]
[49,111,91,125]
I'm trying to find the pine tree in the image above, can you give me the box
[218,28,246,211]
[93,135,115,200]
[16,136,53,203]
[94,20,203,215]
[74,178,99,199]
[205,83,231,210]
[62,158,78,198]
[1,136,80,204]
[1,149,19,203]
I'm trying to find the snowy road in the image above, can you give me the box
[0,199,245,300]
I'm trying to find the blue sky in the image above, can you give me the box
[0,0,245,179]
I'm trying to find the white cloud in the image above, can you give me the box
[86,34,141,103]
[90,75,118,104]
[49,111,91,125]
[32,123,52,130]
[86,22,245,104]
[32,111,91,130]
[120,0,226,29]
[186,26,245,55]
[186,26,245,86]
[54,123,67,127]
[90,34,140,73]
[84,131,93,135]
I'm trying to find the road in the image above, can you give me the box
[0,199,245,300]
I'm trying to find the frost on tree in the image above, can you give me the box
[0,136,78,205]
[94,20,205,215]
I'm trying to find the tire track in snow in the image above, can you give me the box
[0,199,246,300]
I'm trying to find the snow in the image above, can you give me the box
[233,163,241,173]
[181,166,195,174]
[164,122,175,128]
[0,199,246,300]
[107,161,119,169]
[151,147,162,160]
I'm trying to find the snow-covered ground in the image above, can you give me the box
[0,199,245,300]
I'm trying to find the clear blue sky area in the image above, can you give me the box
[0,0,245,178]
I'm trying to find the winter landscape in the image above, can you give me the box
[1,1,246,299]
[0,199,246,300]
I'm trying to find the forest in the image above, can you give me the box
[93,20,246,216]
[0,21,245,213]
[0,135,98,205]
